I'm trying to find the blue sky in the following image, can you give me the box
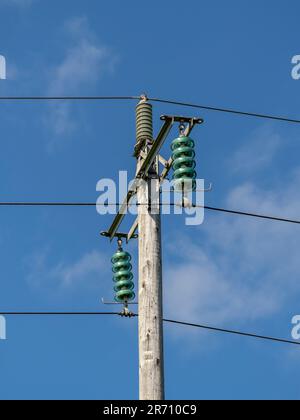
[0,0,300,400]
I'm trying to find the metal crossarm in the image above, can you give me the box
[105,114,204,241]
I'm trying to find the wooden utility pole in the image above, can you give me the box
[136,97,165,400]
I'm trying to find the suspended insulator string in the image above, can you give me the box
[111,244,135,303]
[0,202,299,226]
[170,135,197,191]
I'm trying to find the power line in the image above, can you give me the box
[0,201,299,226]
[2,311,299,346]
[0,95,299,124]
[163,318,300,347]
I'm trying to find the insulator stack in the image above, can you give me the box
[171,135,197,191]
[111,247,135,303]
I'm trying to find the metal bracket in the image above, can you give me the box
[160,115,203,132]
[105,188,137,241]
